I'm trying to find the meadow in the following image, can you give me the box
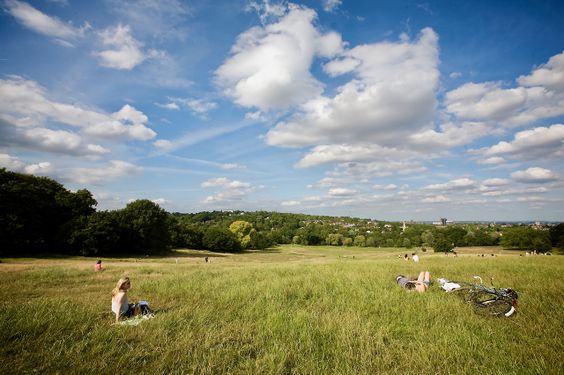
[0,245,562,374]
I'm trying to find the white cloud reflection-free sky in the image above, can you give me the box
[1,0,563,221]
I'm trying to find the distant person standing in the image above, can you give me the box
[404,254,409,261]
[95,260,102,271]
[412,253,420,263]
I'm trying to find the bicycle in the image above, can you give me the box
[448,276,518,317]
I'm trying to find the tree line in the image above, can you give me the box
[1,169,561,256]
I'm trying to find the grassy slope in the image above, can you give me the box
[0,246,562,374]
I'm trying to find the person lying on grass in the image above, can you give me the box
[396,271,431,293]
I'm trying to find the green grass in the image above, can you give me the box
[0,246,562,374]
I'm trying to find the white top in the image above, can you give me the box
[412,254,420,262]
[111,291,128,316]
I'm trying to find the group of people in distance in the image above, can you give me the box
[403,253,420,262]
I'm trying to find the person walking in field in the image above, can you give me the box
[396,271,431,293]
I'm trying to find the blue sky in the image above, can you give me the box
[1,0,563,221]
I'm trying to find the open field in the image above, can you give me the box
[1,245,563,374]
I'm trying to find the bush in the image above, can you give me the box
[432,234,454,253]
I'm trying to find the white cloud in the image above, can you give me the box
[246,0,288,25]
[373,184,398,190]
[266,28,439,147]
[422,195,450,203]
[24,161,52,174]
[94,24,150,70]
[422,178,476,191]
[409,121,490,149]
[445,82,527,121]
[216,5,342,111]
[0,153,25,171]
[328,188,357,196]
[201,177,255,204]
[221,163,245,170]
[445,52,564,127]
[65,160,142,185]
[296,144,420,168]
[518,51,564,92]
[322,0,342,12]
[511,167,558,183]
[201,177,250,189]
[477,156,505,165]
[0,76,156,145]
[155,102,180,110]
[281,200,301,206]
[478,124,564,161]
[482,178,510,187]
[0,153,54,175]
[449,72,462,79]
[152,198,171,205]
[5,0,88,45]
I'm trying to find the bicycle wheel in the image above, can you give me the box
[448,286,476,303]
[472,298,515,317]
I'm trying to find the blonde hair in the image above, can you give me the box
[111,277,130,297]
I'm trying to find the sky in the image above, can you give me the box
[1,0,563,222]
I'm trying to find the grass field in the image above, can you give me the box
[1,245,563,374]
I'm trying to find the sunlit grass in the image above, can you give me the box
[0,246,562,374]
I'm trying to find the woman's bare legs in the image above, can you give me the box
[415,271,430,293]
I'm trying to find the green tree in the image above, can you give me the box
[229,220,257,249]
[549,224,564,250]
[0,169,97,255]
[432,233,454,253]
[326,233,344,246]
[202,227,241,252]
[119,199,172,254]
[353,235,366,247]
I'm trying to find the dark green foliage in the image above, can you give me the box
[0,169,96,255]
[202,227,241,252]
[118,200,172,254]
[432,233,454,253]
[549,223,564,249]
[500,226,552,252]
[67,211,121,256]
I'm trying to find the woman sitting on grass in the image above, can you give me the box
[396,271,431,293]
[111,277,139,323]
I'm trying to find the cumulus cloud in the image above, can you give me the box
[266,27,439,147]
[94,24,160,70]
[65,160,142,185]
[511,167,558,183]
[422,178,476,191]
[5,0,89,45]
[152,198,171,205]
[518,51,564,92]
[201,177,250,189]
[216,5,342,111]
[482,178,510,187]
[0,153,52,175]
[422,195,450,203]
[328,187,357,196]
[201,177,255,204]
[477,124,564,161]
[281,200,301,206]
[445,52,564,127]
[0,76,156,148]
[296,144,420,168]
[409,121,490,149]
